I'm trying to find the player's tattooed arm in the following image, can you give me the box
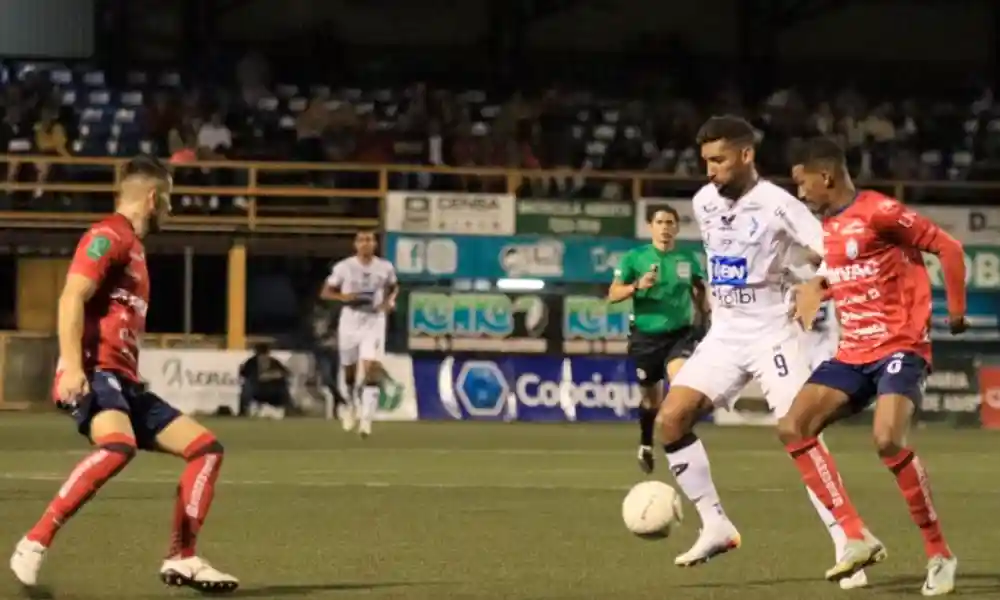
[58,274,99,372]
[790,275,827,331]
[691,277,711,324]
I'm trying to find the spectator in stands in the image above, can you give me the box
[236,51,272,109]
[167,115,198,157]
[238,343,292,420]
[144,91,180,154]
[197,111,233,159]
[32,106,70,200]
[294,95,330,162]
[1,105,29,202]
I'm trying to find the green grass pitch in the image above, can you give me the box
[0,415,997,599]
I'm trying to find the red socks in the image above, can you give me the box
[882,448,951,558]
[27,433,136,546]
[786,437,866,540]
[168,433,224,559]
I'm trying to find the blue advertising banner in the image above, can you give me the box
[932,291,1000,341]
[413,355,646,422]
[386,233,641,283]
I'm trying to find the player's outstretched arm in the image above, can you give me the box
[871,200,968,330]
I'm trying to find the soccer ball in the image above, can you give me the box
[622,480,683,539]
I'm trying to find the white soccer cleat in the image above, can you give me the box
[921,555,957,596]
[358,420,372,439]
[825,531,887,583]
[674,520,741,567]
[160,556,239,593]
[9,537,46,587]
[839,569,868,590]
[340,405,356,432]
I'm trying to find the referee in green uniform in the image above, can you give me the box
[608,206,710,473]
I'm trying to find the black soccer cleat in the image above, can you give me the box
[637,445,655,474]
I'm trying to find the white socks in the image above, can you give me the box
[664,436,728,527]
[359,385,378,427]
[665,431,847,561]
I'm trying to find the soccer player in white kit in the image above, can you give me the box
[657,116,868,589]
[320,231,398,438]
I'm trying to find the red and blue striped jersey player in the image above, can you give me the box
[8,156,239,594]
[780,137,968,596]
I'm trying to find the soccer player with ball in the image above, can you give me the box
[649,116,870,588]
[780,137,967,595]
[608,205,709,474]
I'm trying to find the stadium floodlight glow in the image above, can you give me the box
[497,278,545,291]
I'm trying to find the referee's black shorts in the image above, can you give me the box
[627,326,704,386]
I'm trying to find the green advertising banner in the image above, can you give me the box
[924,246,1000,291]
[515,198,635,237]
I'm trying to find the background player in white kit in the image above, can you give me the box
[320,231,398,438]
[656,116,868,589]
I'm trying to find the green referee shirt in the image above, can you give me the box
[613,244,705,334]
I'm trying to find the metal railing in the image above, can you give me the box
[2,155,994,232]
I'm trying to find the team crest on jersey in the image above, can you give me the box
[845,238,859,259]
[675,262,691,280]
[720,215,736,230]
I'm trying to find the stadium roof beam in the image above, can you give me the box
[213,0,257,16]
[761,0,857,31]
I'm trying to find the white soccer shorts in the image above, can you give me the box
[337,324,386,366]
[671,323,815,418]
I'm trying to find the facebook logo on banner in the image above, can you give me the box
[412,356,644,422]
[710,256,748,286]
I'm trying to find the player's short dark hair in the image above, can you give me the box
[790,136,847,169]
[695,115,756,147]
[121,154,169,182]
[647,205,679,223]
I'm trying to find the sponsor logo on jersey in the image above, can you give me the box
[825,260,879,285]
[110,288,148,317]
[709,256,748,286]
[86,235,111,260]
[845,238,859,259]
[841,220,866,235]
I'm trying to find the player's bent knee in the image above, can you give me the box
[94,432,138,460]
[871,426,904,457]
[775,414,806,445]
[657,386,706,442]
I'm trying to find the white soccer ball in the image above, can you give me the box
[622,480,683,539]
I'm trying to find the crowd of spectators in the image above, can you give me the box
[1,52,997,209]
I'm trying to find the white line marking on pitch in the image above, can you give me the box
[0,472,787,494]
